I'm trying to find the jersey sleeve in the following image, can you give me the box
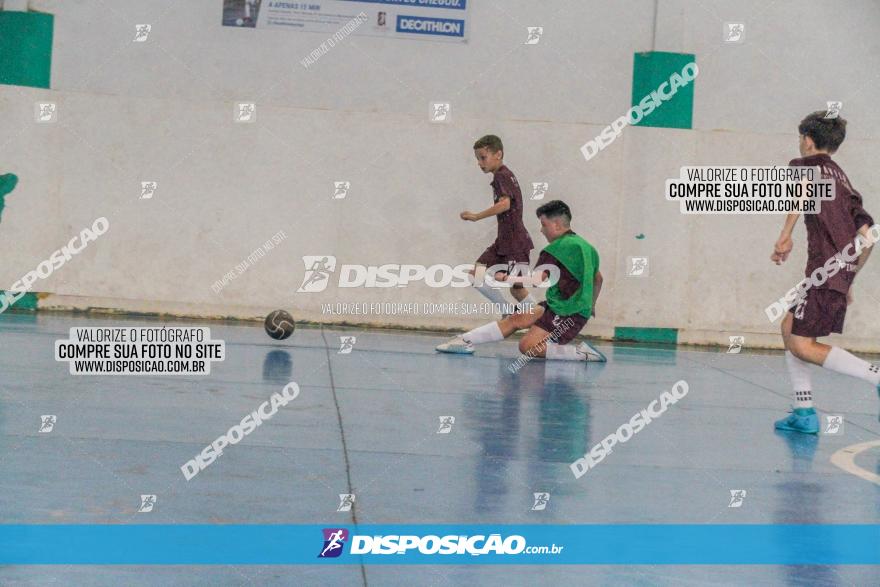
[537,250,564,285]
[536,250,557,273]
[495,173,515,201]
[849,189,874,231]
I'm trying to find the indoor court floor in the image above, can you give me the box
[1,312,879,586]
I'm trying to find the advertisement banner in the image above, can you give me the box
[222,0,468,42]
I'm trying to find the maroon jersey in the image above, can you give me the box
[490,165,534,255]
[789,154,874,295]
[537,237,582,300]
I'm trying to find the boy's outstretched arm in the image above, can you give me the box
[771,212,800,265]
[498,266,549,288]
[461,196,511,222]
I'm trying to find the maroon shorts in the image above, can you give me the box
[534,301,588,345]
[789,288,847,338]
[476,242,531,274]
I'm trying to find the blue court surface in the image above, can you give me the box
[2,312,880,586]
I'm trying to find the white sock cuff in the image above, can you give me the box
[473,282,508,306]
[793,389,813,404]
[823,346,880,385]
[463,321,504,345]
[824,346,844,368]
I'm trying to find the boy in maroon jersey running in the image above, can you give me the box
[461,135,535,315]
[771,111,880,434]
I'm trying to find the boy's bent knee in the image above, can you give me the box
[519,338,546,357]
[788,337,811,359]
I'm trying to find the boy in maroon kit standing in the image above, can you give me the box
[460,135,535,315]
[771,111,880,433]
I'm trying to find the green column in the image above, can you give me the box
[631,51,695,129]
[0,11,53,88]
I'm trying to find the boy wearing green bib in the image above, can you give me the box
[437,200,605,362]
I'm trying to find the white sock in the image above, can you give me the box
[462,321,504,345]
[785,351,813,409]
[823,346,880,386]
[475,283,507,306]
[472,278,508,307]
[545,342,585,361]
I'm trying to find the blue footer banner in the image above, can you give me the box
[2,525,879,564]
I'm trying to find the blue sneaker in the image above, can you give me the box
[774,408,819,434]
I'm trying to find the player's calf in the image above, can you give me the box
[436,306,543,355]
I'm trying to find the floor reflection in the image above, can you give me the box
[466,359,603,515]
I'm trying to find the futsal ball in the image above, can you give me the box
[264,310,295,340]
[236,18,244,26]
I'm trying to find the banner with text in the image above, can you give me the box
[222,0,468,42]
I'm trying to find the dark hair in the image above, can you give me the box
[536,200,571,224]
[798,111,846,153]
[473,134,504,154]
